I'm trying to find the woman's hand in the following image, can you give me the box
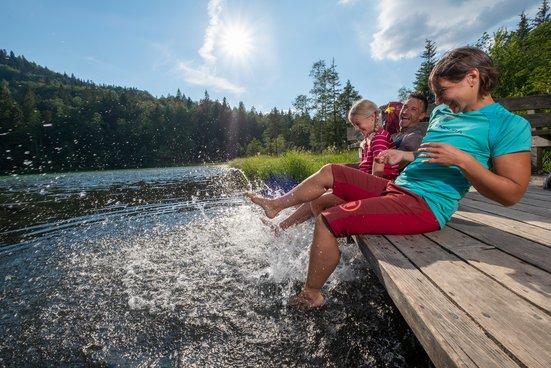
[419,142,531,206]
[417,142,473,168]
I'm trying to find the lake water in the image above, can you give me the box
[0,166,429,367]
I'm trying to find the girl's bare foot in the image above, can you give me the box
[260,217,283,236]
[288,289,325,308]
[247,192,281,219]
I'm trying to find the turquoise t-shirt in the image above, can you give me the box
[395,103,531,228]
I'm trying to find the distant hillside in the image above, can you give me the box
[0,49,365,176]
[0,49,269,174]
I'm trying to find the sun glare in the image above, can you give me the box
[220,23,253,62]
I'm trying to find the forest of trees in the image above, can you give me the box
[1,0,549,175]
[0,51,362,174]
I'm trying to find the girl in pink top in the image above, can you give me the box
[273,99,399,231]
[359,126,399,180]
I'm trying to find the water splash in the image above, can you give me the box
[0,166,428,366]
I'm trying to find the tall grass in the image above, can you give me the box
[229,150,359,183]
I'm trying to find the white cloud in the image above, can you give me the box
[369,0,542,60]
[199,0,224,65]
[177,62,245,94]
[177,0,246,95]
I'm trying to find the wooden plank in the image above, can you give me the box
[532,128,551,137]
[449,214,551,272]
[355,235,520,368]
[455,208,551,247]
[387,234,551,368]
[354,173,551,367]
[520,190,551,201]
[532,135,551,148]
[424,226,551,312]
[464,192,551,214]
[459,197,551,230]
[521,113,551,128]
[497,95,551,110]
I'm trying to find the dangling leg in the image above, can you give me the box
[248,164,335,219]
[289,214,340,308]
[278,191,344,230]
[289,181,441,308]
[278,202,314,230]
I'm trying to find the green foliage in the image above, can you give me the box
[229,149,358,183]
[413,39,437,104]
[543,148,551,173]
[304,59,361,152]
[488,13,551,97]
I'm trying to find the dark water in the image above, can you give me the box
[0,166,429,367]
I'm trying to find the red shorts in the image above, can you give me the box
[321,164,439,237]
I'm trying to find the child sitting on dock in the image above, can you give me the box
[248,46,532,308]
[266,94,429,232]
[271,98,399,231]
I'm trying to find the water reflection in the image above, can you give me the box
[0,166,248,245]
[0,166,428,367]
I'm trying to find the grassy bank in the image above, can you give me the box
[229,150,359,183]
[229,148,551,185]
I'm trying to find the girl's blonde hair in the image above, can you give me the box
[348,99,382,147]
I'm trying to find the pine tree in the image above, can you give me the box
[325,59,343,149]
[413,39,437,104]
[533,0,550,26]
[309,60,331,151]
[397,86,412,102]
[516,11,531,42]
[337,80,361,149]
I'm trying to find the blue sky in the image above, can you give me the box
[1,0,543,113]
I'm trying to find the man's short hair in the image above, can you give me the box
[407,91,428,113]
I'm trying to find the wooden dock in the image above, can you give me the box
[354,177,551,368]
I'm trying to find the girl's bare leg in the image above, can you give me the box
[289,214,340,308]
[247,164,334,219]
[278,203,313,230]
[309,192,344,217]
[278,192,345,230]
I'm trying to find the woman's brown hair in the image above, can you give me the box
[429,46,498,97]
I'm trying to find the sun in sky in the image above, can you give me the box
[219,22,254,64]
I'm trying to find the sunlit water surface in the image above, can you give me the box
[0,166,428,367]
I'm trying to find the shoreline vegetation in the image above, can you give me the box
[229,149,551,188]
[229,149,359,184]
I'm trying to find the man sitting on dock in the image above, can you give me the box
[392,91,428,154]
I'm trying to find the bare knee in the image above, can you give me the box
[314,214,335,239]
[320,163,333,175]
[310,192,341,217]
[310,201,323,217]
[318,164,334,189]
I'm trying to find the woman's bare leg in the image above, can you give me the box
[289,214,340,308]
[248,164,334,219]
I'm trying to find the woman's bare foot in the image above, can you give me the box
[288,289,325,308]
[247,192,281,219]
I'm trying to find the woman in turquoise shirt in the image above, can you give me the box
[248,47,532,308]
